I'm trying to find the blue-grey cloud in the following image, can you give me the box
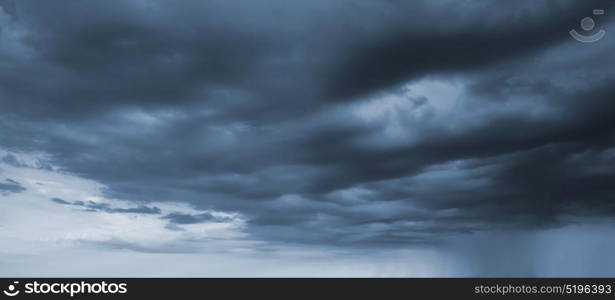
[162,212,235,225]
[0,178,25,194]
[51,198,161,214]
[1,0,614,248]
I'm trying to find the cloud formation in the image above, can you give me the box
[0,178,25,194]
[1,0,614,251]
[0,150,247,254]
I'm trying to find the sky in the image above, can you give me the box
[1,0,615,277]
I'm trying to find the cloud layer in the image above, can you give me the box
[1,0,615,259]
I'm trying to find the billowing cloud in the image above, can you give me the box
[1,0,615,275]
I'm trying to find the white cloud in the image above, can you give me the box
[0,149,246,253]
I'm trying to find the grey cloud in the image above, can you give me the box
[0,0,15,14]
[2,0,611,120]
[2,154,26,167]
[50,198,161,215]
[1,0,615,247]
[325,0,613,99]
[1,154,54,170]
[0,178,25,194]
[109,205,162,214]
[51,197,70,205]
[161,212,235,225]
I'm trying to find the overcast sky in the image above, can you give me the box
[1,0,615,276]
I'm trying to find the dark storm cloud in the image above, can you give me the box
[3,0,612,119]
[325,0,614,99]
[0,0,15,18]
[1,0,615,247]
